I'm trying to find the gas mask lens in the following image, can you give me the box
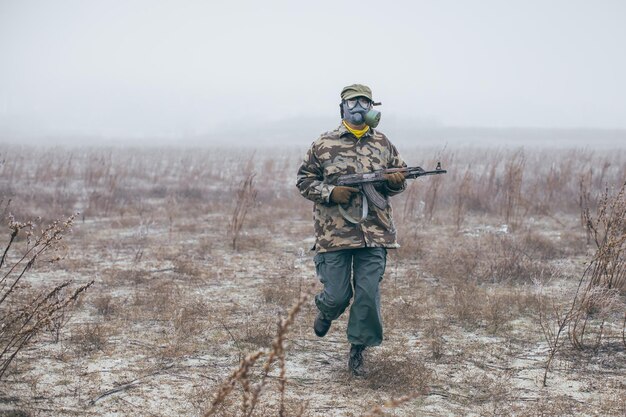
[345,97,372,110]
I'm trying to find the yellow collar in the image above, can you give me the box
[342,120,370,139]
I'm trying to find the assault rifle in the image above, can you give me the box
[335,163,447,223]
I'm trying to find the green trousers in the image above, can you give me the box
[313,247,387,346]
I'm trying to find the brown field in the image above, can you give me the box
[0,144,625,416]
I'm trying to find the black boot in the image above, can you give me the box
[349,344,366,376]
[313,312,332,337]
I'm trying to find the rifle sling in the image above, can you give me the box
[339,191,369,224]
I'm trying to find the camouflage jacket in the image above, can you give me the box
[296,123,407,252]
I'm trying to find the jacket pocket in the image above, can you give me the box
[372,205,396,234]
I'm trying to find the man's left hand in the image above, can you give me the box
[384,172,405,188]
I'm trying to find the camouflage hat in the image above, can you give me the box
[341,84,373,101]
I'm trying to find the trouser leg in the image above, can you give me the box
[314,250,353,321]
[347,247,386,346]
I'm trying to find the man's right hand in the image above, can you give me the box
[330,186,359,204]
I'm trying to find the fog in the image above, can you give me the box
[1,0,625,146]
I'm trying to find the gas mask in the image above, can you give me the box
[341,97,381,128]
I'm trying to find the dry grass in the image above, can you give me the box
[365,341,431,394]
[0,144,624,416]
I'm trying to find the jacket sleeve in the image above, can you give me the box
[383,141,407,197]
[296,143,334,204]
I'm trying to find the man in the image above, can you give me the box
[296,84,406,376]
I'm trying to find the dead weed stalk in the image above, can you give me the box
[540,181,626,386]
[228,167,258,251]
[453,167,473,231]
[538,292,577,387]
[0,213,93,378]
[205,283,313,417]
[570,181,626,349]
[501,149,526,230]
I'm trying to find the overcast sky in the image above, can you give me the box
[1,0,625,140]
